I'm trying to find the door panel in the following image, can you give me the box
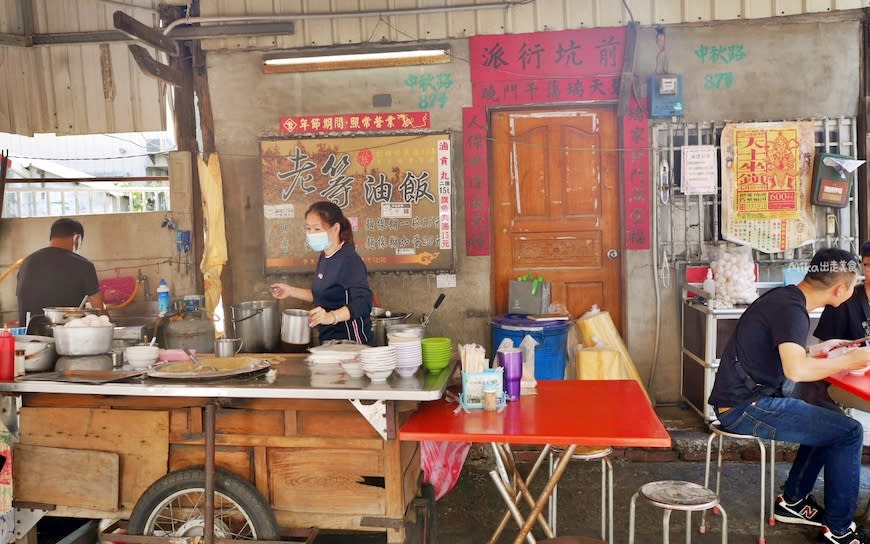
[491,108,621,328]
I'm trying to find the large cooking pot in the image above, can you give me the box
[43,306,100,325]
[281,309,310,345]
[370,307,413,347]
[231,300,279,353]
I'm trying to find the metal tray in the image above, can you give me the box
[19,370,146,384]
[146,357,272,380]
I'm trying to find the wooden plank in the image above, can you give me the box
[253,446,269,501]
[169,444,251,480]
[13,444,119,511]
[298,411,381,439]
[113,11,178,56]
[128,44,183,87]
[21,393,210,409]
[19,407,169,511]
[216,408,284,436]
[169,432,383,450]
[269,448,385,515]
[169,408,189,433]
[283,409,298,436]
[20,407,167,454]
[383,437,405,542]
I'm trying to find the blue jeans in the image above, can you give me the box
[716,396,863,533]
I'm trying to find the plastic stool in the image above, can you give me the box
[629,480,727,544]
[703,422,775,544]
[547,446,613,543]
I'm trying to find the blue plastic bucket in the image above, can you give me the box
[490,314,572,380]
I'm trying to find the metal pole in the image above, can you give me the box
[204,402,216,544]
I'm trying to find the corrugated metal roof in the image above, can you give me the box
[0,0,866,136]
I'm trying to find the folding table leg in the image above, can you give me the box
[489,444,554,543]
[513,444,577,544]
[489,469,537,544]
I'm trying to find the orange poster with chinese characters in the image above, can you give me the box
[721,122,815,254]
[734,126,801,220]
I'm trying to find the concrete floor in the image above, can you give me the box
[314,403,870,543]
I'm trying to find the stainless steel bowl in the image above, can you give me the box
[52,325,114,356]
[14,335,56,372]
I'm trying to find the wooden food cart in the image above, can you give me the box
[2,354,452,544]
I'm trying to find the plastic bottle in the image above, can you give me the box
[703,269,716,298]
[157,279,172,316]
[0,330,14,381]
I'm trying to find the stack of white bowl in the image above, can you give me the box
[358,345,397,382]
[392,338,422,377]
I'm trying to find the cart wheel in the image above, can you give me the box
[128,468,280,541]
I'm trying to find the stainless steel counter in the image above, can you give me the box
[0,354,454,402]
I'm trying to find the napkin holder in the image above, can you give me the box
[460,368,506,410]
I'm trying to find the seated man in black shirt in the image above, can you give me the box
[709,248,870,544]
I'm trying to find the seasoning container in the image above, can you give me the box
[483,382,499,411]
[14,349,26,377]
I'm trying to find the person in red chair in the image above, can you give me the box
[709,248,870,544]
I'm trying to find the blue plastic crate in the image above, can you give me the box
[490,314,572,380]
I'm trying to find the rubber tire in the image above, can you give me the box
[128,467,280,541]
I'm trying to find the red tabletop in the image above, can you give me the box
[827,371,870,402]
[399,380,671,448]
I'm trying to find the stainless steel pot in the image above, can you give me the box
[281,309,310,345]
[371,308,413,347]
[231,300,280,353]
[42,307,100,325]
[52,325,114,356]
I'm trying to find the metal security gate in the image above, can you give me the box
[652,118,859,271]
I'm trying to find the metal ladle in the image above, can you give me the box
[182,347,217,373]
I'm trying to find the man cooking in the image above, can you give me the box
[16,218,105,327]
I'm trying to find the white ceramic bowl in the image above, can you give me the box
[340,361,365,378]
[364,368,394,383]
[125,345,160,369]
[395,366,420,378]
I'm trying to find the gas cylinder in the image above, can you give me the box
[157,314,215,354]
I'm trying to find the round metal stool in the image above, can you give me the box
[629,480,727,544]
[538,537,605,544]
[548,445,613,543]
[703,421,774,544]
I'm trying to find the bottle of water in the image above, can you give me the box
[157,279,172,316]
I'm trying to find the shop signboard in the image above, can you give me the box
[261,133,453,273]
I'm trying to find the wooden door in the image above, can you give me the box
[491,108,622,327]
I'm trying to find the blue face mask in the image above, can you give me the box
[306,231,330,252]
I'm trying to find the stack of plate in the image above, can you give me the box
[393,339,422,377]
[359,345,397,382]
[306,343,370,365]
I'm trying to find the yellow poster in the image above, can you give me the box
[733,127,801,220]
[720,122,816,254]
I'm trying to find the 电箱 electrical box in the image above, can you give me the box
[811,152,863,208]
[648,75,683,118]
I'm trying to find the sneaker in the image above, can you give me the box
[774,493,825,526]
[819,522,869,544]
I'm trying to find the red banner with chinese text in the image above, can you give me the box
[463,107,490,256]
[622,95,650,250]
[280,111,430,135]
